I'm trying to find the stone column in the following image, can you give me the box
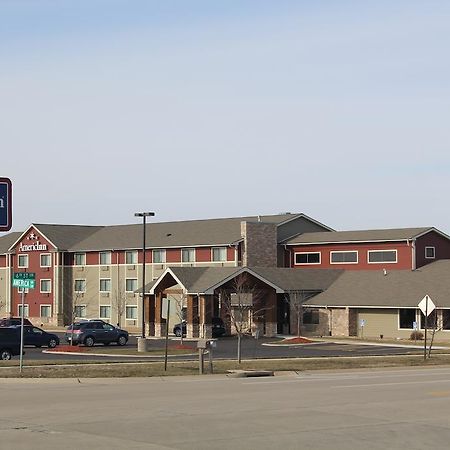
[146,294,156,336]
[154,292,165,337]
[199,295,213,338]
[264,289,278,337]
[220,292,232,336]
[187,295,199,338]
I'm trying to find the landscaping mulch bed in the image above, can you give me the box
[281,337,314,344]
[48,345,88,353]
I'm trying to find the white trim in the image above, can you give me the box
[74,252,86,266]
[397,308,417,330]
[40,253,52,268]
[74,278,86,293]
[125,305,138,320]
[18,254,29,268]
[18,304,29,317]
[152,249,166,264]
[125,278,138,293]
[211,246,227,262]
[329,250,358,265]
[181,248,196,263]
[40,279,52,294]
[99,278,111,292]
[99,304,112,320]
[125,250,138,265]
[99,251,112,265]
[40,304,52,318]
[425,246,436,259]
[149,267,185,295]
[7,224,59,253]
[367,249,397,264]
[74,304,87,319]
[294,251,321,265]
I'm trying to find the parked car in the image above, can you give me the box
[65,320,129,346]
[11,325,59,348]
[0,317,33,327]
[0,327,22,360]
[173,317,226,338]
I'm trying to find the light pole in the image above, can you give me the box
[135,211,155,338]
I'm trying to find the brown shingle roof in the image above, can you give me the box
[304,260,450,308]
[285,227,436,245]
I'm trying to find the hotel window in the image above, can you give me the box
[74,279,86,293]
[442,310,450,330]
[126,305,138,320]
[40,279,51,293]
[18,304,29,317]
[425,247,435,259]
[153,249,166,264]
[74,252,86,266]
[399,309,415,329]
[40,253,51,267]
[99,279,111,292]
[99,305,111,319]
[368,250,397,264]
[18,254,28,268]
[295,252,321,265]
[420,310,438,330]
[182,248,195,263]
[303,309,320,325]
[330,251,358,264]
[126,278,138,292]
[40,305,51,318]
[125,250,138,264]
[212,247,227,262]
[99,251,111,265]
[74,305,87,318]
[18,287,29,294]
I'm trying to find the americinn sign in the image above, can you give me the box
[19,233,48,252]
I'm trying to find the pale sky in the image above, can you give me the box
[1,0,449,233]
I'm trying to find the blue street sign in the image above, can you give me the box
[0,177,12,232]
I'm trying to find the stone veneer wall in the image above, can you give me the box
[330,307,351,336]
[241,221,277,267]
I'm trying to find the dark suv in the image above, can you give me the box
[0,327,22,360]
[173,317,226,338]
[0,317,33,327]
[65,320,129,346]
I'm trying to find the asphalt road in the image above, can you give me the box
[19,333,425,362]
[2,366,450,449]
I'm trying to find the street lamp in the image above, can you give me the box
[135,211,155,338]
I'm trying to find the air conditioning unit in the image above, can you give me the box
[101,292,110,297]
[101,266,110,271]
[128,265,136,270]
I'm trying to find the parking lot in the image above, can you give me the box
[18,333,427,362]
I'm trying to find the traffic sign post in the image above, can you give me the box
[13,273,36,373]
[0,177,12,232]
[418,295,436,360]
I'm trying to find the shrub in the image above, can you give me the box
[410,331,424,340]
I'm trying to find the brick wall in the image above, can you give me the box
[241,221,277,267]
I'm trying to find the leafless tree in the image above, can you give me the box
[284,290,316,337]
[220,273,268,364]
[112,281,127,328]
[69,289,85,346]
[0,297,5,317]
[167,291,187,345]
[426,310,450,358]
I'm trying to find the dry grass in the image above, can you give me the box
[2,353,450,378]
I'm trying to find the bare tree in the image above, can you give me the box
[112,281,127,328]
[168,291,187,345]
[220,273,268,364]
[426,310,450,358]
[284,290,316,337]
[69,289,85,346]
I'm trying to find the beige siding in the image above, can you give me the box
[357,308,414,339]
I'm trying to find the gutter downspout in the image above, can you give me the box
[412,239,416,270]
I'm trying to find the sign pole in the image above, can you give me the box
[424,298,428,361]
[164,298,170,371]
[19,289,25,373]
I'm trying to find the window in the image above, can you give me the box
[74,253,86,266]
[126,305,138,320]
[126,278,138,292]
[99,279,111,292]
[330,251,358,264]
[18,304,29,317]
[443,310,450,330]
[18,286,29,294]
[99,305,111,319]
[153,249,166,264]
[74,305,86,318]
[425,247,435,259]
[74,279,86,293]
[212,247,227,262]
[368,250,397,264]
[420,310,437,330]
[399,309,416,329]
[303,309,320,325]
[295,252,321,265]
[182,248,195,263]
[18,254,28,268]
[40,253,51,267]
[99,251,111,265]
[40,305,51,318]
[125,251,137,264]
[40,279,51,293]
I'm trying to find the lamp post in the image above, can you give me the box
[135,211,155,338]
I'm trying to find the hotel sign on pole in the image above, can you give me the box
[0,177,12,232]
